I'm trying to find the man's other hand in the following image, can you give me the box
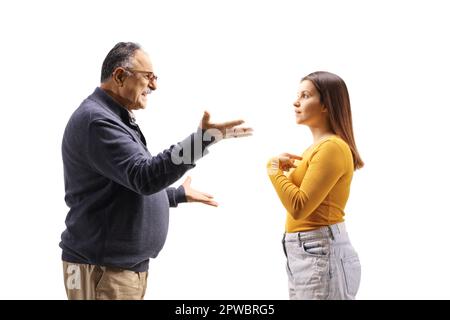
[182,176,218,207]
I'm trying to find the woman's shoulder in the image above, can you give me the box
[313,135,352,159]
[304,136,352,172]
[328,135,350,149]
[311,135,343,149]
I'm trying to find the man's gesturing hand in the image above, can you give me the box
[199,111,253,140]
[182,176,218,207]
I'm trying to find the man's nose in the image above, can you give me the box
[149,79,157,91]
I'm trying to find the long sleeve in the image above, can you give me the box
[87,119,210,196]
[166,186,187,207]
[268,141,347,220]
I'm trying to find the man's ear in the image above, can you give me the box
[112,68,127,87]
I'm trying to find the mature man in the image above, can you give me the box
[60,42,251,300]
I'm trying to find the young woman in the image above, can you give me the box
[267,71,363,300]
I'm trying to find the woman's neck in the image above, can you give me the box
[309,126,335,144]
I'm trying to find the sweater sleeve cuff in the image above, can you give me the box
[175,185,188,204]
[267,157,282,176]
[166,186,188,207]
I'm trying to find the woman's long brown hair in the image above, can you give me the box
[302,71,364,170]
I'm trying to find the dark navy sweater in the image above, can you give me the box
[60,87,211,272]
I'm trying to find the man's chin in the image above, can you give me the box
[134,102,147,110]
[138,99,148,109]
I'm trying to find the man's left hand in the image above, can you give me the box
[182,176,218,207]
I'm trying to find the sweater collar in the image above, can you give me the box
[91,87,132,124]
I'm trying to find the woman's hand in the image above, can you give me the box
[268,153,303,175]
[278,153,303,171]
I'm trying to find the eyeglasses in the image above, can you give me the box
[125,68,158,81]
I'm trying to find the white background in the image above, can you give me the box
[0,0,449,299]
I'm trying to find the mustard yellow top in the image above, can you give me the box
[267,135,354,232]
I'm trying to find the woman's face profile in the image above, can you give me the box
[293,80,326,126]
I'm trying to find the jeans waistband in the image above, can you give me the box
[283,222,347,242]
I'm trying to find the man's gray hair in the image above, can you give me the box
[100,42,141,83]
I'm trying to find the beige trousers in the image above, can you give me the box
[62,261,148,300]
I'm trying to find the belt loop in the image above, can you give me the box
[338,222,344,234]
[327,226,335,240]
[282,233,288,258]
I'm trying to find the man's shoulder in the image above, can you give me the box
[70,95,118,125]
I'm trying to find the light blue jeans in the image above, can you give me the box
[282,222,361,300]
